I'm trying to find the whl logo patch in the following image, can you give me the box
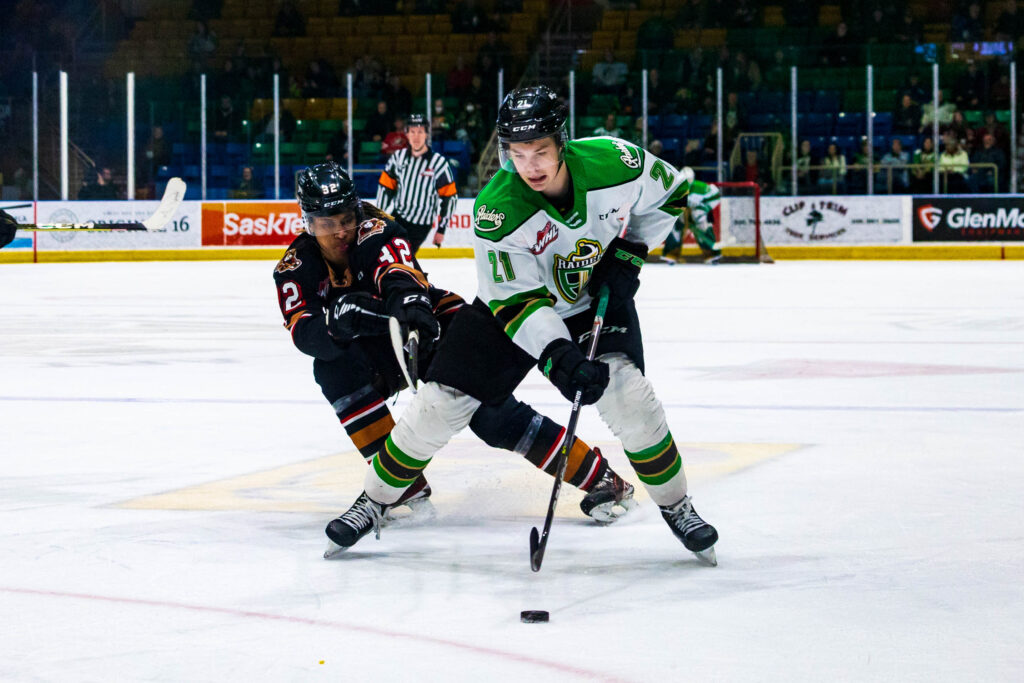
[553,238,603,302]
[918,205,943,231]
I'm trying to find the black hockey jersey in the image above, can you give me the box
[273,216,463,361]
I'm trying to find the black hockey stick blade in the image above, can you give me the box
[17,178,186,231]
[529,526,543,571]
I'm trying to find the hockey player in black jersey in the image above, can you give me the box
[273,162,637,556]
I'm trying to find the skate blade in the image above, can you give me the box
[588,497,639,525]
[384,497,436,528]
[692,546,717,567]
[323,539,347,559]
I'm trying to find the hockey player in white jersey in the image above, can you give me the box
[325,85,717,564]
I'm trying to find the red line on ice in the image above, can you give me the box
[0,586,631,682]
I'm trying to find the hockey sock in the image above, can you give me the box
[522,416,606,491]
[334,386,395,463]
[623,430,687,504]
[370,434,433,500]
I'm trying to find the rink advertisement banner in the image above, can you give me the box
[32,201,201,250]
[758,196,906,244]
[0,203,35,250]
[912,196,1024,241]
[200,198,477,247]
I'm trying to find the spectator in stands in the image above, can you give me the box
[592,49,629,96]
[731,0,759,27]
[878,138,910,193]
[476,31,510,74]
[232,166,264,199]
[864,8,894,44]
[673,0,708,29]
[725,52,752,91]
[820,22,856,67]
[902,73,927,106]
[893,7,923,44]
[447,55,474,99]
[682,139,704,168]
[990,73,1011,110]
[646,68,673,115]
[187,21,217,70]
[431,98,453,142]
[783,0,816,27]
[764,48,789,89]
[724,91,743,148]
[939,134,970,193]
[452,0,489,33]
[894,94,922,135]
[796,139,814,193]
[681,47,709,92]
[465,74,494,122]
[953,61,986,111]
[849,138,872,194]
[911,136,936,193]
[942,111,972,150]
[143,125,171,174]
[952,2,983,42]
[971,133,1007,193]
[995,0,1023,41]
[976,111,1010,156]
[273,0,306,37]
[746,58,763,92]
[79,166,120,200]
[217,58,241,100]
[920,91,956,133]
[326,121,350,165]
[304,59,339,98]
[381,116,409,157]
[649,139,666,158]
[671,86,698,114]
[637,15,675,51]
[733,148,773,193]
[365,100,393,142]
[213,95,239,141]
[627,117,646,147]
[383,74,412,118]
[454,100,486,155]
[593,113,624,138]
[818,143,847,194]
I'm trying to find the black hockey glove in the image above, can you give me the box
[326,291,391,341]
[538,338,609,406]
[387,290,441,355]
[0,210,17,249]
[587,237,648,311]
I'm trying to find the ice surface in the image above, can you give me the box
[1,259,1022,682]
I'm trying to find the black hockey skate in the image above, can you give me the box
[323,491,386,559]
[660,495,719,566]
[579,459,638,524]
[384,474,435,526]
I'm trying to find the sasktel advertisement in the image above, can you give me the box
[913,196,1024,241]
[201,199,478,247]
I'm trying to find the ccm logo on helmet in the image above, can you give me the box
[512,124,537,132]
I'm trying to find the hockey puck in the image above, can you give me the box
[520,610,549,623]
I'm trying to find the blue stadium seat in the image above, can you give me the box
[835,112,865,135]
[872,112,893,137]
[812,91,841,113]
[748,113,777,131]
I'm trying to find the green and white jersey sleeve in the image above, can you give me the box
[472,136,692,358]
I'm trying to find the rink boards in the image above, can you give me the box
[2,195,1023,262]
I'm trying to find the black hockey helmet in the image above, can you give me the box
[295,161,361,234]
[405,113,430,132]
[496,85,569,171]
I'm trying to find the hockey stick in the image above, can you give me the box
[14,178,186,231]
[388,317,420,393]
[529,285,610,572]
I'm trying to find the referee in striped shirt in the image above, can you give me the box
[375,114,458,253]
